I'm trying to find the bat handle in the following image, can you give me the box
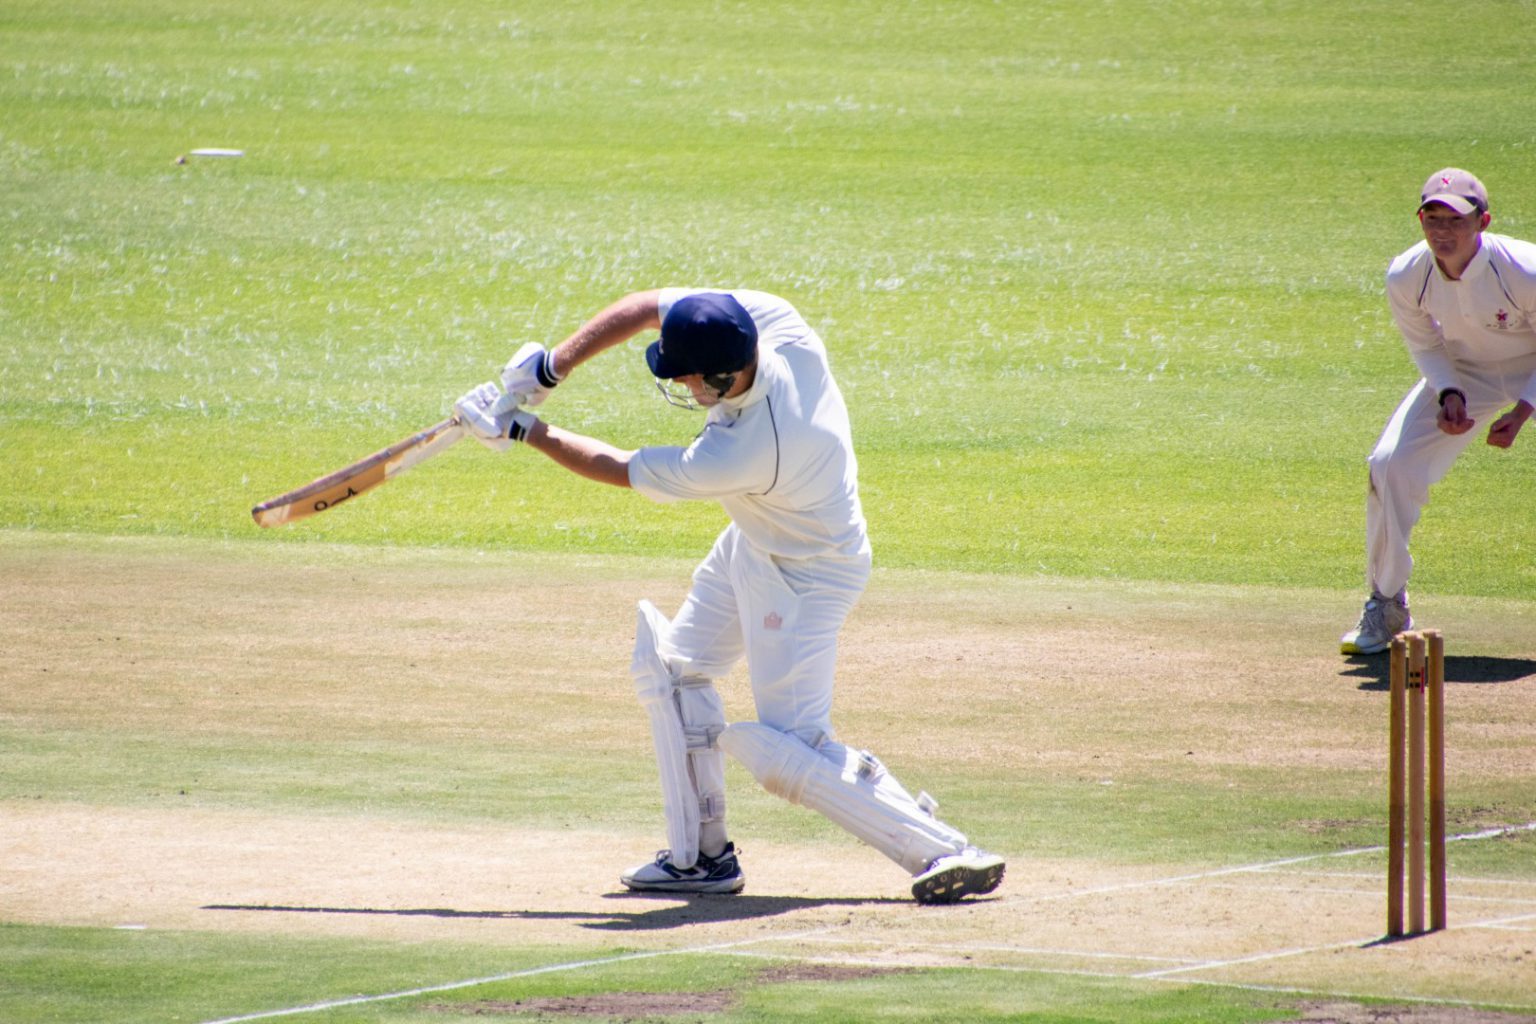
[489,392,526,416]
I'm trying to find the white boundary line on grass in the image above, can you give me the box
[198,820,1536,1024]
[197,930,831,1024]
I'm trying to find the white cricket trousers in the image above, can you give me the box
[666,523,871,746]
[1365,354,1536,596]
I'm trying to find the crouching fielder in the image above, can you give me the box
[455,288,1004,904]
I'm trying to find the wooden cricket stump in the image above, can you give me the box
[1387,629,1446,938]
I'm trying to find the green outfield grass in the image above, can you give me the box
[6,0,1536,594]
[5,1,1536,1022]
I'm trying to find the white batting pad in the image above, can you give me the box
[719,721,966,875]
[631,600,727,870]
[677,675,728,849]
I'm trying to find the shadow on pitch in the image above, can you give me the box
[1342,653,1536,690]
[203,893,902,931]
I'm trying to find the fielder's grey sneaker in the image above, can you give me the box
[621,842,745,895]
[911,847,1005,904]
[1340,591,1411,655]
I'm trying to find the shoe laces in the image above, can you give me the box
[1358,599,1387,629]
[699,843,738,868]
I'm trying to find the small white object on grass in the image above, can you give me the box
[188,148,244,158]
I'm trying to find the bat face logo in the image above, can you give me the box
[251,415,464,528]
[313,486,360,512]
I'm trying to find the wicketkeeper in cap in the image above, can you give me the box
[455,289,1005,903]
[1342,169,1536,654]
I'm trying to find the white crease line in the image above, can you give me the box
[1201,882,1536,907]
[1464,911,1536,929]
[777,906,1536,992]
[1134,936,1371,978]
[1137,906,1536,981]
[926,941,1204,965]
[199,822,1536,1023]
[998,849,1389,905]
[997,821,1536,906]
[710,948,1536,1016]
[197,929,832,1024]
[1205,883,1383,898]
[1271,869,1536,889]
[720,947,1134,979]
[788,934,1205,965]
[774,932,1379,983]
[1448,821,1536,843]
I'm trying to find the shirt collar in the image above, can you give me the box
[1458,237,1491,280]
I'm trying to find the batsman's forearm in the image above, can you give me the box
[549,290,662,378]
[525,421,634,489]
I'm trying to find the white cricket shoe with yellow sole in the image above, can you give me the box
[1341,591,1411,655]
[911,847,1005,904]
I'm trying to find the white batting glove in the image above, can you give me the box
[500,342,562,408]
[454,382,538,451]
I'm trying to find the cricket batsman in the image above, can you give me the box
[454,288,1005,903]
[1343,169,1536,654]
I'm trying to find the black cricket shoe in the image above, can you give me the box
[620,842,745,894]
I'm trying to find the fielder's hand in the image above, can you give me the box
[454,382,537,451]
[1486,400,1534,449]
[1436,389,1474,436]
[501,342,562,408]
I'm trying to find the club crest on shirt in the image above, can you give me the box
[1492,308,1513,330]
[763,611,783,631]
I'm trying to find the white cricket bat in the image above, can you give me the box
[251,416,465,528]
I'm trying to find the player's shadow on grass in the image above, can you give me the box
[1342,653,1536,690]
[583,892,908,930]
[203,894,901,931]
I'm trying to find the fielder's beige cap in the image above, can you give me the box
[1419,167,1487,215]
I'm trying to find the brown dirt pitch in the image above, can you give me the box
[2,534,1534,1021]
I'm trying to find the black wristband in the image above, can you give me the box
[1438,388,1466,407]
[536,352,563,388]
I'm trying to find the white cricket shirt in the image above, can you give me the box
[1386,232,1536,405]
[628,289,870,560]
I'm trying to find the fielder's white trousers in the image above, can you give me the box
[667,523,871,747]
[1365,354,1536,596]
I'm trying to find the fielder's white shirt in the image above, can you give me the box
[1386,233,1536,405]
[629,289,870,560]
